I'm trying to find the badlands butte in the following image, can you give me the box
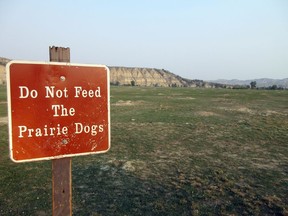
[0,57,225,88]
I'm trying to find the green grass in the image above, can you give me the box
[1,86,288,215]
[0,85,7,117]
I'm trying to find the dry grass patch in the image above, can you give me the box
[196,111,218,117]
[218,106,255,114]
[0,116,7,125]
[113,100,145,106]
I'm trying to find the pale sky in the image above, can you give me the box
[1,0,287,80]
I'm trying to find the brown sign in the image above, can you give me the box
[7,61,110,162]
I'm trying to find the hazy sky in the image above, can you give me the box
[1,0,287,80]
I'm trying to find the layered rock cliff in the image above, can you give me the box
[0,58,204,87]
[0,57,10,84]
[0,57,228,88]
[108,67,222,88]
[109,67,188,87]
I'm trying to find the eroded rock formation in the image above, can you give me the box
[0,57,222,88]
[109,67,187,87]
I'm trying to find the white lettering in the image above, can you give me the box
[18,124,68,138]
[35,128,42,137]
[99,125,104,132]
[18,126,27,138]
[18,123,103,138]
[45,86,68,98]
[74,86,101,98]
[74,86,82,98]
[74,122,83,134]
[19,86,38,98]
[51,104,75,117]
[74,122,103,136]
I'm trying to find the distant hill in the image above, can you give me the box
[0,57,226,88]
[1,57,286,88]
[109,67,220,88]
[211,78,288,88]
[0,57,10,84]
[0,57,10,66]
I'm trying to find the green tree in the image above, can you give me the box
[250,81,257,89]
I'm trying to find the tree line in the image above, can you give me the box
[232,81,287,90]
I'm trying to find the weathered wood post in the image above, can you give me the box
[49,46,72,216]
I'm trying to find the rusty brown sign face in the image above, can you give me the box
[6,61,110,162]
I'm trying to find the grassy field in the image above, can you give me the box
[0,86,287,215]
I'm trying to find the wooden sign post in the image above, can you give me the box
[50,46,72,216]
[6,46,110,215]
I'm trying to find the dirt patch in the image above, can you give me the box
[177,97,196,100]
[263,110,287,116]
[196,111,218,117]
[252,162,278,170]
[0,117,8,125]
[250,158,283,170]
[218,106,255,114]
[113,100,144,106]
[219,106,288,116]
[237,107,254,114]
[265,110,280,116]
